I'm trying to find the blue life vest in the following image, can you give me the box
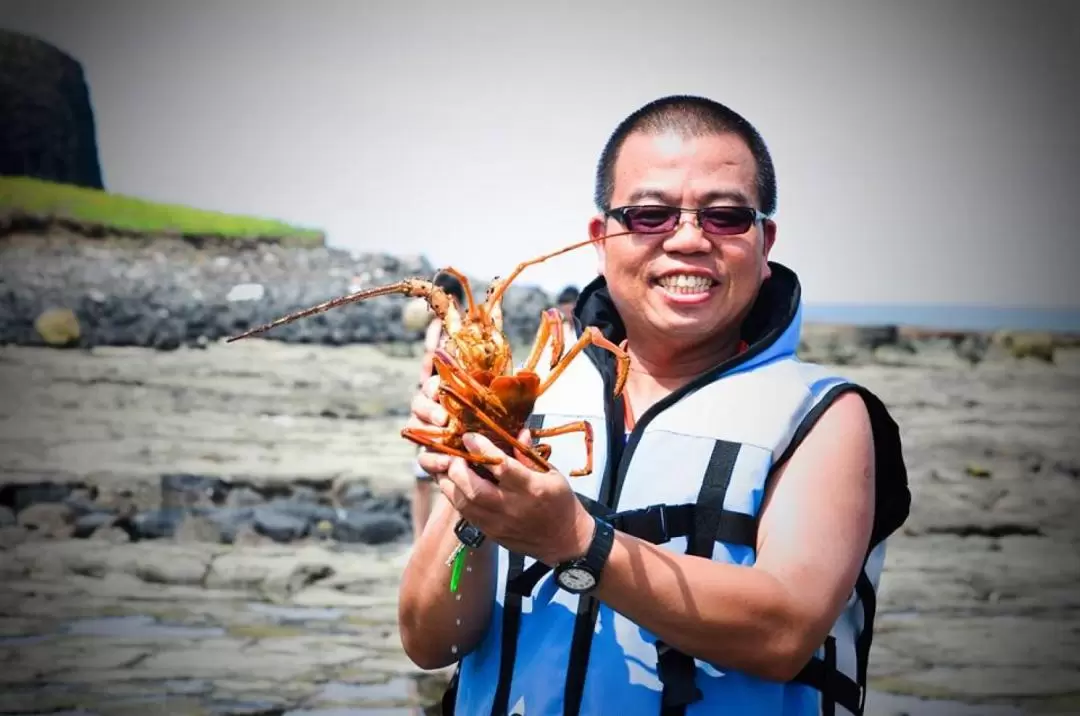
[442,263,910,716]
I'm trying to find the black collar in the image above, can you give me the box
[572,261,803,378]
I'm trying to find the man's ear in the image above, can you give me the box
[760,219,777,281]
[588,214,607,276]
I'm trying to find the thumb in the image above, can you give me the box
[461,432,510,468]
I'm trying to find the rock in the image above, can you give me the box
[73,511,117,538]
[17,501,76,537]
[161,473,229,509]
[252,506,308,543]
[174,514,224,544]
[332,510,408,545]
[0,29,104,189]
[224,486,265,508]
[197,507,254,544]
[0,481,81,512]
[0,525,31,549]
[131,508,185,540]
[33,307,81,346]
[226,283,266,302]
[995,331,1056,363]
[90,524,130,543]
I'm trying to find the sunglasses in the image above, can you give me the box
[605,205,769,237]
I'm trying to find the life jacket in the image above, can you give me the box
[441,262,911,716]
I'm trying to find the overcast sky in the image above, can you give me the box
[2,0,1078,307]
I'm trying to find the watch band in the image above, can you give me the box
[554,516,615,594]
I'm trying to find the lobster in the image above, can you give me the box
[226,233,632,480]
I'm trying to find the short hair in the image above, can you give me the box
[593,94,777,216]
[433,271,466,305]
[556,285,580,305]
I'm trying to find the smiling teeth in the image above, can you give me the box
[658,274,714,293]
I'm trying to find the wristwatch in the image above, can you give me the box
[553,516,615,594]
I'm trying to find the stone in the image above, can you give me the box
[33,306,81,346]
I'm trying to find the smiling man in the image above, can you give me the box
[397,95,911,716]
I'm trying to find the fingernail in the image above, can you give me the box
[462,433,478,450]
[434,407,448,424]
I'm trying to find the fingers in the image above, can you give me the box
[421,374,440,400]
[409,377,448,427]
[512,428,533,461]
[436,454,504,514]
[417,449,451,477]
[461,432,532,490]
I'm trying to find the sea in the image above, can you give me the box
[801,303,1080,333]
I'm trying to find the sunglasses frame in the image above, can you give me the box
[605,204,770,236]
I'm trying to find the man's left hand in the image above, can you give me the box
[427,430,595,566]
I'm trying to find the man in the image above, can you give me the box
[555,284,580,344]
[398,95,910,715]
[409,271,466,540]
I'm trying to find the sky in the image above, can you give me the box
[2,0,1078,308]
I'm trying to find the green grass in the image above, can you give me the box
[0,175,325,245]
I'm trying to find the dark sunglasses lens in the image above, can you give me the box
[622,207,679,233]
[700,208,753,235]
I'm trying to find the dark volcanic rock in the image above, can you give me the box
[0,234,556,350]
[0,30,103,189]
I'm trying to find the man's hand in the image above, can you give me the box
[426,430,595,568]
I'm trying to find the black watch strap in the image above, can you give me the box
[554,516,615,593]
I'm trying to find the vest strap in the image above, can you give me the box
[505,500,757,598]
[791,635,865,715]
[490,551,526,716]
[656,641,704,713]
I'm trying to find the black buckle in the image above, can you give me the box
[454,518,486,548]
[613,504,670,545]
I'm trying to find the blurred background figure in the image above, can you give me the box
[556,285,580,343]
[410,271,466,540]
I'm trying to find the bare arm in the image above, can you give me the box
[586,391,876,681]
[416,319,443,385]
[397,377,498,670]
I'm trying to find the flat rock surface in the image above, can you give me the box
[1,341,1079,714]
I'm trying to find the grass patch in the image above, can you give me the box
[0,175,324,245]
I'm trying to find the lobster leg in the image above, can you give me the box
[401,427,502,465]
[437,382,555,473]
[521,308,566,373]
[530,420,595,477]
[539,327,630,398]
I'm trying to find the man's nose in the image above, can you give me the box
[662,212,711,253]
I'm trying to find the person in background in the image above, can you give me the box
[555,285,580,342]
[410,271,466,541]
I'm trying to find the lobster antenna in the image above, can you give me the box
[226,281,422,343]
[485,229,635,308]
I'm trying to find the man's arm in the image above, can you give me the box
[416,319,443,385]
[587,391,876,682]
[397,376,498,670]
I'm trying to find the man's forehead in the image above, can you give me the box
[611,130,759,205]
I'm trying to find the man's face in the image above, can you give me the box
[588,130,776,344]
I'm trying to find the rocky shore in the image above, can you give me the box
[1,336,1078,715]
[0,227,553,351]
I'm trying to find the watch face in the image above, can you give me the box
[557,567,597,593]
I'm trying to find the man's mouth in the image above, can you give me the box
[654,273,717,295]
